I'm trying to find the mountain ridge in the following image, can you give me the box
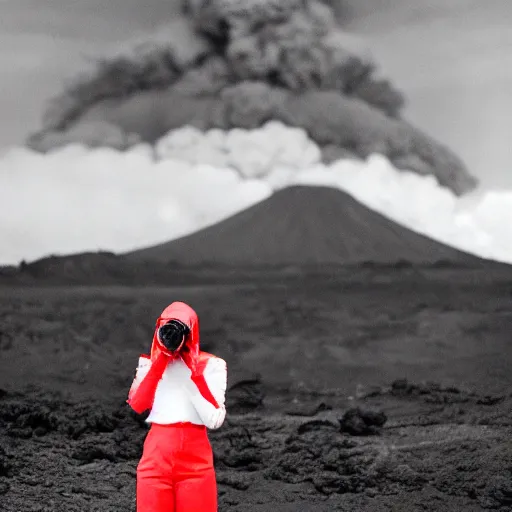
[126,185,485,266]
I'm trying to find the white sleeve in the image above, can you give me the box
[182,357,227,430]
[128,355,152,398]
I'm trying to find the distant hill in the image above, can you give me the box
[126,185,484,266]
[2,185,507,286]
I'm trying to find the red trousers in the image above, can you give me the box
[136,422,217,512]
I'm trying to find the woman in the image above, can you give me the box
[127,301,227,512]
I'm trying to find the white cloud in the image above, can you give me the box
[0,122,511,265]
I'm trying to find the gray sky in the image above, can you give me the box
[1,0,511,189]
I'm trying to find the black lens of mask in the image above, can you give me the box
[158,320,190,352]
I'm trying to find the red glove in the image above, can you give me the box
[127,352,169,414]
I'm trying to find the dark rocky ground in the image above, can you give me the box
[1,266,512,511]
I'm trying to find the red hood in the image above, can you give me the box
[127,300,217,413]
[150,301,200,366]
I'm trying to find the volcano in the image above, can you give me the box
[126,185,484,266]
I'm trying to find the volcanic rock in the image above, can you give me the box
[226,378,265,413]
[339,407,387,436]
[285,401,332,417]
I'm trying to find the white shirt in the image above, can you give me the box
[141,355,227,429]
